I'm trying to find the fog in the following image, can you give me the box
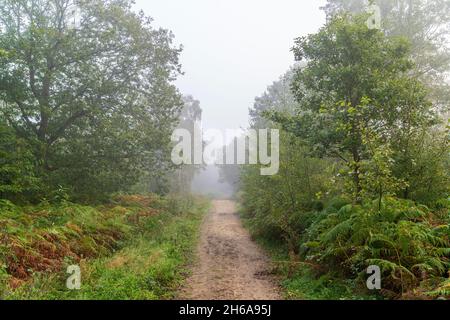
[133,0,327,196]
[134,0,326,131]
[190,165,235,199]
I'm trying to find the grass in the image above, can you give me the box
[241,220,379,301]
[1,194,209,300]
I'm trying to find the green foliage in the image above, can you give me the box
[0,0,183,201]
[250,70,298,129]
[1,194,208,299]
[359,130,407,208]
[302,198,450,297]
[322,0,450,110]
[167,95,204,195]
[392,126,450,205]
[281,267,377,300]
[243,217,378,300]
[0,122,39,201]
[269,15,436,202]
[241,12,449,300]
[0,198,136,290]
[427,279,450,298]
[241,131,333,256]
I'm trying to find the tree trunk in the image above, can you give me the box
[352,148,362,204]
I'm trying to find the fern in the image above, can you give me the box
[304,198,450,296]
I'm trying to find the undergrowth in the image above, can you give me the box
[242,219,379,300]
[240,197,450,300]
[0,194,209,299]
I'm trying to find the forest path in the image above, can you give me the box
[178,200,281,300]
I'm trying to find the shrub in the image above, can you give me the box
[0,194,167,294]
[302,197,450,297]
[0,123,39,202]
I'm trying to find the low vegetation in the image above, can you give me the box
[242,197,450,300]
[1,194,208,300]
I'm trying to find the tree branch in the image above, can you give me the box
[15,100,38,135]
[48,109,88,145]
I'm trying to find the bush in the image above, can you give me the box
[240,132,334,256]
[0,194,170,295]
[0,123,39,202]
[302,197,450,297]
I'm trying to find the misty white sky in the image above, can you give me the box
[134,0,327,131]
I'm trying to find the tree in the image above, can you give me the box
[239,4,449,298]
[269,15,434,202]
[240,70,333,260]
[0,0,183,200]
[0,121,38,201]
[240,130,331,259]
[221,70,300,196]
[322,0,450,112]
[250,69,298,129]
[391,124,450,204]
[168,95,203,194]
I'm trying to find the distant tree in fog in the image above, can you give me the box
[322,0,450,112]
[169,95,204,194]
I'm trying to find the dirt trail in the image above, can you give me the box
[179,200,281,300]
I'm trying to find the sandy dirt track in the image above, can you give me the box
[179,200,281,300]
